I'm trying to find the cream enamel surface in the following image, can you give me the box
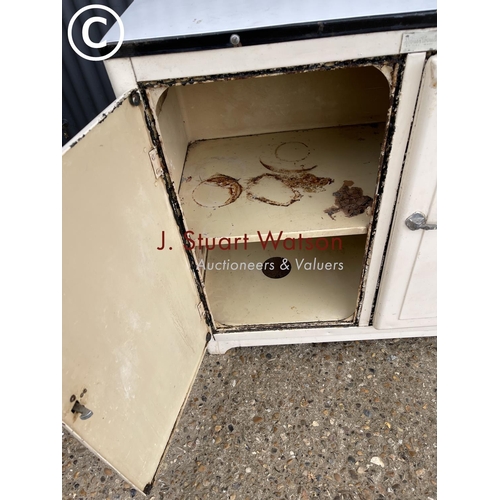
[103,58,137,98]
[130,31,405,82]
[178,125,385,243]
[205,235,367,326]
[152,87,190,191]
[155,65,389,206]
[62,96,208,491]
[171,66,390,141]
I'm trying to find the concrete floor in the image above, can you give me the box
[62,337,437,500]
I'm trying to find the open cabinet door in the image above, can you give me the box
[373,55,437,329]
[62,91,209,493]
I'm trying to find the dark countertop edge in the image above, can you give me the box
[101,10,437,59]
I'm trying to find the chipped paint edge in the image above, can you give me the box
[62,89,139,155]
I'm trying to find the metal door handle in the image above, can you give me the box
[405,211,437,231]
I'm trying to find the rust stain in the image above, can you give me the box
[140,56,401,92]
[193,170,333,209]
[324,180,373,218]
[275,141,310,161]
[246,173,302,207]
[192,173,243,208]
[246,172,334,206]
[260,158,317,174]
[260,141,317,174]
[282,172,334,192]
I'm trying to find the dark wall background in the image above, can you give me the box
[62,0,134,145]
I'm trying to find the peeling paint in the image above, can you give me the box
[138,56,401,93]
[214,318,354,334]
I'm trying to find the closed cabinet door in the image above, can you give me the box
[374,55,437,329]
[62,90,209,493]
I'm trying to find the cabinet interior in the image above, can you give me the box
[150,64,392,329]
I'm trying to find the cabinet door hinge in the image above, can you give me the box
[149,148,164,179]
[197,302,205,319]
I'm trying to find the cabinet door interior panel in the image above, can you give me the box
[62,94,208,491]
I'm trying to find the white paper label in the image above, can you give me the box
[401,30,437,53]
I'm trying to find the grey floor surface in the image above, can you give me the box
[62,337,437,500]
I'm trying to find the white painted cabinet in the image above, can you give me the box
[374,56,437,329]
[63,25,437,493]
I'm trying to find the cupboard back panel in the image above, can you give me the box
[161,65,390,145]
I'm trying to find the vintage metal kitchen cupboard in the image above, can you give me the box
[62,0,437,493]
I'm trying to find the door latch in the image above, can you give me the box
[405,211,437,231]
[71,401,93,420]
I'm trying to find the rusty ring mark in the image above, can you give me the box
[260,142,315,174]
[246,173,302,207]
[192,174,243,208]
[275,141,311,162]
[259,158,317,174]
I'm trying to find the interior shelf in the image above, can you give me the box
[204,234,367,327]
[178,124,384,244]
